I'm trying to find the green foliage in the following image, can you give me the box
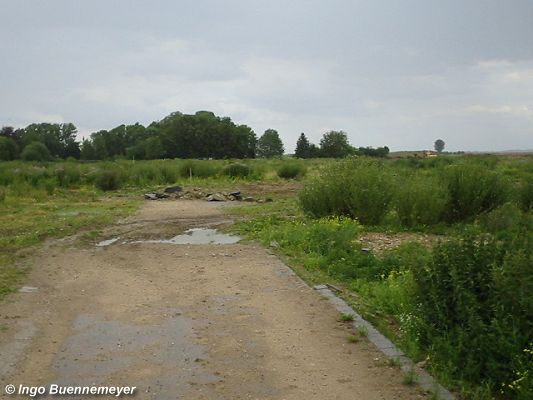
[94,169,123,191]
[319,130,353,158]
[55,165,82,188]
[356,146,390,158]
[222,163,251,178]
[411,223,532,397]
[300,158,394,225]
[257,129,284,158]
[0,137,19,160]
[277,162,306,179]
[443,163,509,222]
[340,313,354,322]
[179,160,220,178]
[518,180,533,211]
[21,141,52,161]
[394,174,449,227]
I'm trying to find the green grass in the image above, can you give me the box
[340,313,355,322]
[402,368,418,385]
[0,186,140,299]
[347,335,359,343]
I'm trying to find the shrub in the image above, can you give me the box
[299,158,394,225]
[95,170,122,191]
[394,174,449,227]
[222,163,251,178]
[519,180,533,212]
[55,165,81,188]
[443,163,509,222]
[277,162,306,179]
[411,225,533,398]
[21,142,51,161]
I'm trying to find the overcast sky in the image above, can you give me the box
[1,1,533,152]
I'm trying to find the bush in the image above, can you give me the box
[300,158,394,225]
[21,142,51,161]
[411,225,533,398]
[519,180,533,212]
[222,163,251,178]
[277,162,306,179]
[395,174,449,227]
[95,170,122,191]
[443,163,509,222]
[55,165,81,188]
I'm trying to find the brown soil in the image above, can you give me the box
[0,200,426,399]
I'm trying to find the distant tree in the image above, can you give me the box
[319,130,352,158]
[80,139,97,160]
[257,129,284,158]
[157,111,256,159]
[0,136,19,160]
[434,139,445,153]
[0,126,16,140]
[357,146,390,158]
[309,143,320,158]
[295,133,311,158]
[19,123,80,159]
[21,142,51,161]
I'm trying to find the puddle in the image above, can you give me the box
[96,237,120,247]
[18,286,39,293]
[132,228,241,245]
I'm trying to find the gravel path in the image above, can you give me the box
[0,201,425,399]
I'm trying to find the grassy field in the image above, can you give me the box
[1,154,532,399]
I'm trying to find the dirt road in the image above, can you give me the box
[0,201,424,399]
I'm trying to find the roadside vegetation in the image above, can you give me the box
[230,154,533,400]
[1,153,531,399]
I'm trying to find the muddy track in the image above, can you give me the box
[0,201,424,399]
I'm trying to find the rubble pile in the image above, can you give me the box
[144,186,268,203]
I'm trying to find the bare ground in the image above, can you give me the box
[0,200,426,399]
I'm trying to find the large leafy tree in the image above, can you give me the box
[319,130,353,158]
[257,129,284,158]
[19,123,80,159]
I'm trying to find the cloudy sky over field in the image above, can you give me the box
[1,0,533,151]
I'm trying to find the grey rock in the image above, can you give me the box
[206,193,226,202]
[164,186,182,193]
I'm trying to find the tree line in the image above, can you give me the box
[0,110,389,161]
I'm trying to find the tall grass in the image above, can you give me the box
[300,158,394,225]
[443,163,509,222]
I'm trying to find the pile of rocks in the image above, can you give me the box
[144,186,260,202]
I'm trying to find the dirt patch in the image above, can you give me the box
[357,232,445,254]
[0,201,426,399]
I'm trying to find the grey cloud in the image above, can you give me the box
[1,0,532,151]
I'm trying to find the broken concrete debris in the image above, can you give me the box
[143,187,268,203]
